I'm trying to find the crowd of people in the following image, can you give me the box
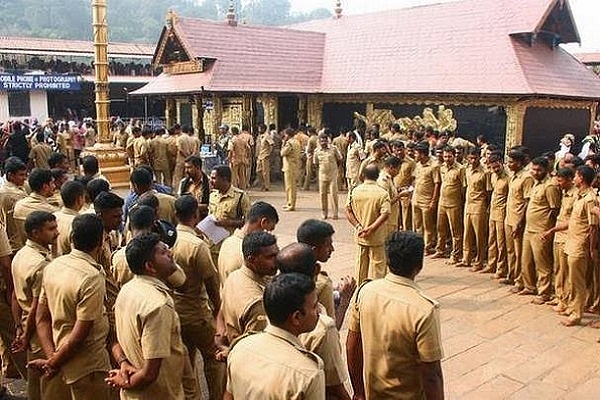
[0,113,598,399]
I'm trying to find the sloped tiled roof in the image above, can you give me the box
[0,36,154,58]
[134,0,600,99]
[574,52,600,65]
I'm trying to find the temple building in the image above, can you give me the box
[132,0,600,155]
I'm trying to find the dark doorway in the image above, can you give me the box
[278,96,299,130]
[523,107,590,157]
[322,103,367,134]
[180,102,193,128]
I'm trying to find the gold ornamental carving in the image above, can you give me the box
[261,95,278,126]
[504,103,527,150]
[164,60,203,75]
[354,105,458,133]
[307,96,323,129]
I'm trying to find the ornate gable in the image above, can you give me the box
[153,10,203,75]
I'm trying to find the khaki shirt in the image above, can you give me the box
[439,162,466,208]
[0,228,11,258]
[306,135,318,161]
[554,186,578,244]
[40,249,111,384]
[54,207,79,256]
[0,181,28,253]
[393,157,416,189]
[98,230,121,330]
[110,247,133,289]
[133,136,149,166]
[348,274,443,399]
[221,266,268,343]
[347,180,391,246]
[164,134,178,161]
[257,132,274,161]
[12,239,52,350]
[564,188,599,258]
[29,143,53,169]
[217,228,245,284]
[280,138,302,172]
[14,193,59,250]
[358,155,384,181]
[299,313,348,387]
[227,325,325,399]
[208,186,251,235]
[151,190,177,225]
[176,134,195,162]
[332,135,349,159]
[313,146,341,181]
[465,164,489,215]
[489,167,510,222]
[506,168,534,227]
[525,176,561,233]
[116,275,187,400]
[346,142,364,182]
[413,160,441,208]
[172,225,217,325]
[315,271,335,320]
[150,136,169,171]
[228,135,251,165]
[378,170,399,230]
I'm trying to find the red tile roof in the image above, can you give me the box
[573,52,600,65]
[134,0,600,99]
[0,36,154,58]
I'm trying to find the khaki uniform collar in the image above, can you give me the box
[265,324,303,348]
[4,181,25,192]
[133,274,170,292]
[70,249,103,272]
[176,224,198,236]
[385,273,420,289]
[240,265,268,286]
[60,207,80,216]
[25,239,52,258]
[233,228,245,239]
[562,186,577,196]
[30,192,49,202]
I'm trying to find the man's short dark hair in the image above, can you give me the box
[61,181,86,208]
[130,167,153,188]
[137,193,159,210]
[51,168,67,182]
[94,191,124,213]
[488,153,503,164]
[507,149,526,164]
[87,178,110,203]
[212,165,232,182]
[71,214,104,252]
[415,144,429,155]
[263,273,316,325]
[384,156,401,168]
[531,156,549,169]
[48,153,67,169]
[138,164,155,177]
[24,211,56,237]
[556,167,575,180]
[82,155,99,175]
[363,163,379,181]
[242,231,277,259]
[372,140,387,152]
[468,147,481,157]
[4,156,27,174]
[28,168,53,192]
[576,165,596,186]
[129,205,156,231]
[185,155,203,169]
[390,140,404,149]
[276,243,317,277]
[175,195,197,221]
[296,219,334,247]
[386,231,425,277]
[126,232,161,275]
[247,201,279,224]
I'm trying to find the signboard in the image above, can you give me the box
[0,74,82,91]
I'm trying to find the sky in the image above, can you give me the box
[287,0,600,53]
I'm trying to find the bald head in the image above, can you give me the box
[276,243,317,277]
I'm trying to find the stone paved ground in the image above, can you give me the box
[4,183,600,399]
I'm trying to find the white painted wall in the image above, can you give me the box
[0,94,8,121]
[29,91,48,120]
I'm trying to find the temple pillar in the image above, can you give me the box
[176,100,182,124]
[307,95,323,129]
[213,94,223,142]
[366,102,375,123]
[194,95,205,143]
[590,102,598,133]
[262,95,278,128]
[165,98,176,128]
[297,95,308,126]
[242,94,253,130]
[504,102,527,151]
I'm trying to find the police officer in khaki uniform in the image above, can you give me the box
[280,128,302,211]
[255,123,274,191]
[391,141,416,231]
[14,169,59,250]
[347,231,444,400]
[0,157,28,254]
[561,166,599,326]
[132,127,150,167]
[29,132,53,169]
[173,126,196,188]
[130,167,178,225]
[346,164,391,282]
[378,156,402,236]
[150,128,171,186]
[435,147,465,263]
[225,273,325,400]
[29,214,114,399]
[539,168,577,313]
[412,144,441,254]
[520,157,561,303]
[345,132,364,189]
[54,181,86,256]
[11,212,69,400]
[179,155,210,218]
[487,153,510,279]
[303,128,319,190]
[221,232,278,343]
[164,125,180,188]
[332,131,349,190]
[504,149,534,292]
[228,126,251,190]
[314,133,343,220]
[107,233,200,400]
[462,148,490,271]
[358,140,388,183]
[172,196,224,400]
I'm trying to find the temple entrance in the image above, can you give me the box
[322,103,367,133]
[278,96,299,130]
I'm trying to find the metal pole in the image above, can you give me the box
[92,0,110,142]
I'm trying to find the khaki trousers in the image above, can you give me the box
[567,255,589,320]
[356,244,386,283]
[488,219,507,276]
[0,293,26,380]
[553,242,569,307]
[522,231,554,296]
[173,159,185,190]
[69,371,114,400]
[154,169,169,187]
[303,159,315,189]
[27,348,70,400]
[319,178,339,218]
[463,212,488,267]
[284,170,297,209]
[181,319,226,400]
[400,197,413,231]
[504,223,524,287]
[436,205,462,261]
[231,163,248,190]
[413,205,437,252]
[256,158,270,190]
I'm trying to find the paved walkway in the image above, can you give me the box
[5,184,600,399]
